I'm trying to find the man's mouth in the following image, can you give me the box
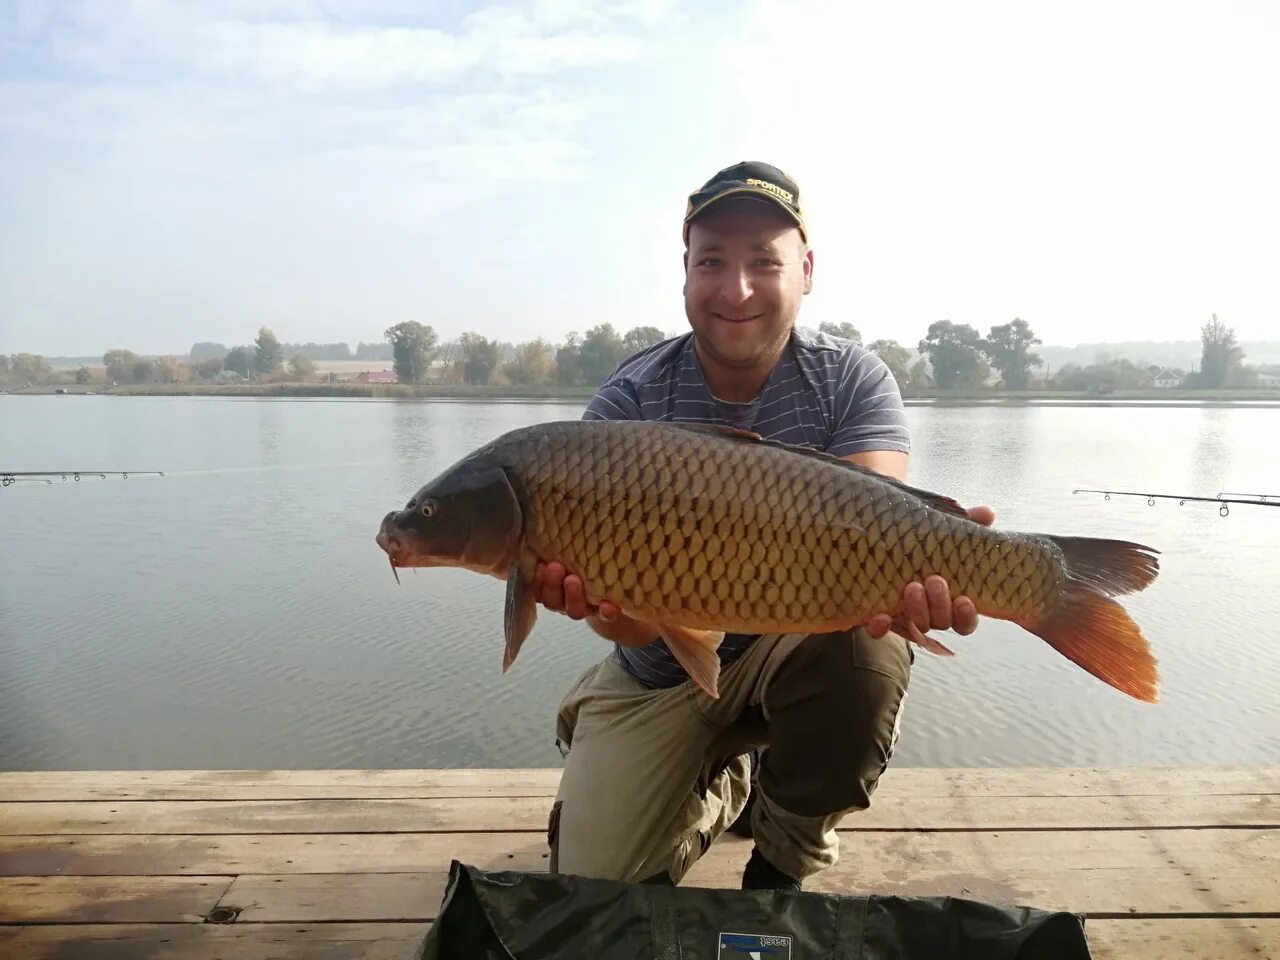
[713,312,761,325]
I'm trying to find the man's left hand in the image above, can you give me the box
[865,505,996,641]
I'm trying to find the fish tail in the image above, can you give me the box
[1044,535,1160,596]
[1023,536,1161,703]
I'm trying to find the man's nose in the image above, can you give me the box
[719,265,752,304]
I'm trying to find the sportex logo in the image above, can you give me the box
[744,178,794,205]
[719,931,793,958]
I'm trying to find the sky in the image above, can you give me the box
[2,0,1278,357]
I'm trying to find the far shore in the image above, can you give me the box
[5,382,1279,405]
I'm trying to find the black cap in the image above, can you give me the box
[683,160,806,242]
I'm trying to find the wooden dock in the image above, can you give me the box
[1,767,1276,958]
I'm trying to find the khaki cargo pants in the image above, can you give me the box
[547,627,912,885]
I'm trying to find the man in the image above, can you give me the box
[536,161,993,891]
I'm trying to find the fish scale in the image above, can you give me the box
[379,419,1163,703]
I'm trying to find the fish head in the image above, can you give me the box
[377,459,522,577]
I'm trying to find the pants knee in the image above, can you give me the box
[759,631,910,818]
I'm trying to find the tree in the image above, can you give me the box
[9,353,52,383]
[131,358,157,384]
[867,339,912,388]
[384,321,438,384]
[254,327,282,376]
[917,321,989,388]
[153,357,188,383]
[223,347,251,378]
[622,326,666,354]
[458,332,500,385]
[1196,313,1245,388]
[909,359,931,389]
[982,318,1042,390]
[578,323,627,386]
[503,339,554,385]
[74,366,92,384]
[193,357,225,379]
[555,333,583,385]
[289,354,317,380]
[103,349,139,382]
[820,321,862,343]
[190,342,227,362]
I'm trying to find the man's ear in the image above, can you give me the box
[803,246,814,295]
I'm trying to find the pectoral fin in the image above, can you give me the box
[503,559,538,672]
[659,624,725,699]
[897,618,956,657]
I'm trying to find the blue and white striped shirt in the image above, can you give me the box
[581,325,911,688]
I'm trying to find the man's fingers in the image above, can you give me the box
[866,613,892,639]
[563,574,591,620]
[952,596,978,636]
[537,561,566,611]
[967,505,996,526]
[924,575,953,630]
[903,581,929,631]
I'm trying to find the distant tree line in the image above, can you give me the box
[2,313,1270,394]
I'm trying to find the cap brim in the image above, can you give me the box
[684,186,805,234]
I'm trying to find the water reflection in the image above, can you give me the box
[1,395,1278,770]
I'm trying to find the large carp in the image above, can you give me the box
[375,420,1160,702]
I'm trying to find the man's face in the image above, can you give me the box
[683,199,813,372]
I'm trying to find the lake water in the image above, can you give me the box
[2,395,1278,771]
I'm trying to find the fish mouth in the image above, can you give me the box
[376,515,423,568]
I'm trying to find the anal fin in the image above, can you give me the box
[659,624,724,699]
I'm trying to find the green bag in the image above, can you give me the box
[415,860,1094,959]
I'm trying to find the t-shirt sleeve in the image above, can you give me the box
[826,349,911,456]
[582,379,643,421]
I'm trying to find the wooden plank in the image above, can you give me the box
[3,826,1274,883]
[0,769,563,801]
[0,782,556,801]
[3,792,1275,836]
[3,767,1277,803]
[3,767,1276,802]
[0,918,1275,960]
[0,831,551,877]
[184,827,1279,920]
[0,875,232,924]
[0,922,427,960]
[1086,918,1280,960]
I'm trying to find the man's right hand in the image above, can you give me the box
[534,561,660,647]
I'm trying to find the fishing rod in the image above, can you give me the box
[1,471,164,488]
[1072,488,1278,517]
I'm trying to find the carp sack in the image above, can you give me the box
[375,420,1161,702]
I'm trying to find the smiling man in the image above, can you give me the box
[536,162,992,891]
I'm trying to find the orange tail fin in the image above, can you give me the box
[1028,536,1161,703]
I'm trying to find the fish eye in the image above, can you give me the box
[421,499,438,518]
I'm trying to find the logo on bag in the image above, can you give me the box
[719,931,793,958]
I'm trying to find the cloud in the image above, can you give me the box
[8,1,649,89]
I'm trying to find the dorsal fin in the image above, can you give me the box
[663,420,975,522]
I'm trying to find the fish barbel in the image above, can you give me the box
[375,420,1161,702]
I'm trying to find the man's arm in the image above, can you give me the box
[827,347,994,642]
[840,448,994,641]
[844,449,909,483]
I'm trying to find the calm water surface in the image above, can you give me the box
[2,395,1278,770]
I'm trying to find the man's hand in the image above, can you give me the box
[534,561,659,647]
[865,505,996,641]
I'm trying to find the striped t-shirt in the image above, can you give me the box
[581,325,911,688]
